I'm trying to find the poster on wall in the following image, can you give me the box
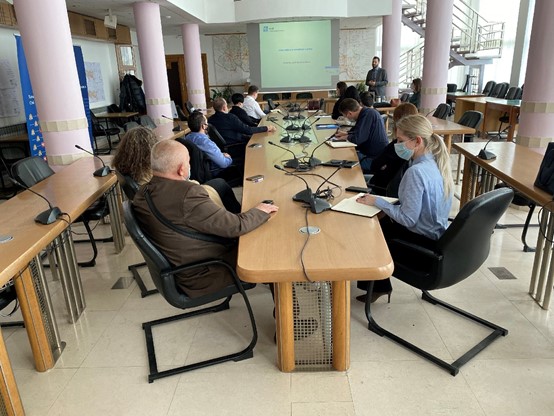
[84,61,105,103]
[339,29,372,81]
[212,34,250,86]
[0,58,21,118]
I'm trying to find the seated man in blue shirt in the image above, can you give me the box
[186,111,233,176]
[335,98,388,172]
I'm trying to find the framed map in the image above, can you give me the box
[84,61,105,103]
[339,29,372,81]
[212,34,250,85]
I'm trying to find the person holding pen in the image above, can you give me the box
[355,114,454,303]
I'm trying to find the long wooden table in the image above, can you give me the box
[483,98,521,141]
[237,115,393,372]
[0,157,123,414]
[152,120,189,141]
[427,115,476,152]
[453,142,552,309]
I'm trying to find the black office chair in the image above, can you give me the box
[262,93,279,101]
[207,123,227,152]
[432,103,451,120]
[122,200,258,383]
[184,101,195,116]
[0,282,24,329]
[495,87,522,140]
[482,80,496,96]
[114,170,157,298]
[175,105,188,121]
[123,121,140,132]
[139,115,157,130]
[364,188,513,376]
[267,98,279,111]
[455,110,484,183]
[12,156,110,267]
[490,82,509,99]
[296,92,313,99]
[91,113,121,154]
[0,142,28,198]
[207,123,246,176]
[176,137,212,184]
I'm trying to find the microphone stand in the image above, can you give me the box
[75,145,111,176]
[477,136,497,160]
[274,165,331,214]
[268,141,300,169]
[162,115,182,132]
[10,178,61,225]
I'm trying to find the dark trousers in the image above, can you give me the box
[358,217,436,293]
[204,178,241,214]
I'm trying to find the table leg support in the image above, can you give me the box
[0,328,25,415]
[332,281,350,371]
[275,282,295,372]
[106,185,125,253]
[529,209,554,309]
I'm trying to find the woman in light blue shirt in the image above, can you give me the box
[356,114,454,302]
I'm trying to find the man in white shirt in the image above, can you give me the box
[242,85,267,124]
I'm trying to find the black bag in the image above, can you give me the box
[534,142,554,195]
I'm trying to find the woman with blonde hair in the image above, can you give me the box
[357,114,454,302]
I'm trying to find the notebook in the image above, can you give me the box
[331,194,398,218]
[325,140,357,148]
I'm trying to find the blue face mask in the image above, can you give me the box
[394,141,415,160]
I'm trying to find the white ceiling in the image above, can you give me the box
[64,0,382,36]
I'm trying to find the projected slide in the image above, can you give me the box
[259,20,332,89]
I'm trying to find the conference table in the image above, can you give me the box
[152,120,189,141]
[0,156,123,414]
[454,97,521,139]
[453,141,552,309]
[237,114,394,372]
[427,115,476,152]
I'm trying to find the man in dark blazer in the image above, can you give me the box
[229,93,258,127]
[133,139,278,298]
[365,56,388,102]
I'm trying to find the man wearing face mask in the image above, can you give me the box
[133,139,278,298]
[335,98,388,172]
[355,115,454,303]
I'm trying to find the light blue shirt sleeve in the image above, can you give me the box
[374,153,452,240]
[188,133,233,169]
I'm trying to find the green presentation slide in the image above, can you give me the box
[259,20,332,88]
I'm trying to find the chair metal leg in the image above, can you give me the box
[143,275,258,383]
[77,221,98,268]
[128,261,158,297]
[364,282,508,376]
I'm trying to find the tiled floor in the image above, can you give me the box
[3,181,554,415]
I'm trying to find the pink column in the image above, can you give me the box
[420,0,454,115]
[133,2,172,125]
[382,0,402,100]
[516,0,554,148]
[14,0,92,165]
[182,24,207,111]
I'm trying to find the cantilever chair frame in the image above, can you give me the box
[122,201,258,383]
[363,188,512,376]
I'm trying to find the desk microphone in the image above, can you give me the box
[9,177,62,225]
[274,165,331,214]
[297,117,321,143]
[268,141,300,169]
[301,111,321,130]
[478,136,497,160]
[282,106,298,121]
[268,119,293,143]
[314,166,342,198]
[75,145,111,177]
[307,133,336,167]
[162,115,182,132]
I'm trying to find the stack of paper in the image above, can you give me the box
[331,194,398,218]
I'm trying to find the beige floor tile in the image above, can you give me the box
[292,401,356,416]
[291,372,352,402]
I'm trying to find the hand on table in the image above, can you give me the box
[356,194,377,206]
[256,202,279,215]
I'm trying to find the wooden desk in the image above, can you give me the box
[483,98,521,142]
[446,92,485,101]
[94,111,139,121]
[454,97,489,128]
[427,116,475,152]
[0,157,122,414]
[453,142,552,309]
[237,115,393,372]
[152,121,189,141]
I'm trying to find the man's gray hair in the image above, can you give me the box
[151,139,187,174]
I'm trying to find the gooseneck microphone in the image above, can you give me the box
[268,141,300,169]
[297,117,321,143]
[478,136,497,160]
[307,133,336,167]
[10,177,62,225]
[162,115,182,132]
[274,165,331,214]
[301,111,321,130]
[268,119,293,143]
[75,145,111,177]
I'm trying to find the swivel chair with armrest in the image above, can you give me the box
[432,103,451,120]
[12,156,110,267]
[364,188,513,376]
[482,80,496,96]
[122,200,257,383]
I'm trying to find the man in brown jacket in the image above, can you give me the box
[133,139,278,298]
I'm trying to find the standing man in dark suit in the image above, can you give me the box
[365,56,388,102]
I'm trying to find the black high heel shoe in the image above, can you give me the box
[355,291,392,304]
